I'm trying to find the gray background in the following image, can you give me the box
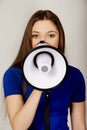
[0,0,87,129]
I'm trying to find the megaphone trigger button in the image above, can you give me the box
[44,91,50,99]
[46,94,49,97]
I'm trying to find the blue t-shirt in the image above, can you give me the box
[3,65,86,130]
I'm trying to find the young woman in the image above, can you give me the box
[3,10,86,130]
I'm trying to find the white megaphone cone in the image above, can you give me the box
[22,42,68,90]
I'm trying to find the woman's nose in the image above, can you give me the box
[40,36,46,42]
[39,36,48,44]
[39,38,45,43]
[40,40,45,43]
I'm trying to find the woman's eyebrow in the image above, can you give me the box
[48,31,58,33]
[32,31,39,33]
[32,31,58,34]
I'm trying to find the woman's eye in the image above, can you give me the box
[49,34,55,38]
[32,34,39,39]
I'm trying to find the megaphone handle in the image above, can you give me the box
[44,92,50,130]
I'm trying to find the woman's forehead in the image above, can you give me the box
[32,20,58,32]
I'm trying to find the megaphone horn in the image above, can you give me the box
[22,42,68,90]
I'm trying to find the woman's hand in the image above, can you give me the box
[6,89,42,130]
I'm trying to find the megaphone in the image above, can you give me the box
[22,42,68,90]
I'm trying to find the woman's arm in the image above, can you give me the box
[5,89,42,130]
[70,102,86,130]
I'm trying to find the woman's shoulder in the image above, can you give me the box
[68,65,84,77]
[3,66,23,97]
[68,65,86,102]
[4,66,23,79]
[67,65,85,88]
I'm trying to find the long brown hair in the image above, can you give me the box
[12,10,65,68]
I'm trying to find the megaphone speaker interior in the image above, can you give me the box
[22,43,68,90]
